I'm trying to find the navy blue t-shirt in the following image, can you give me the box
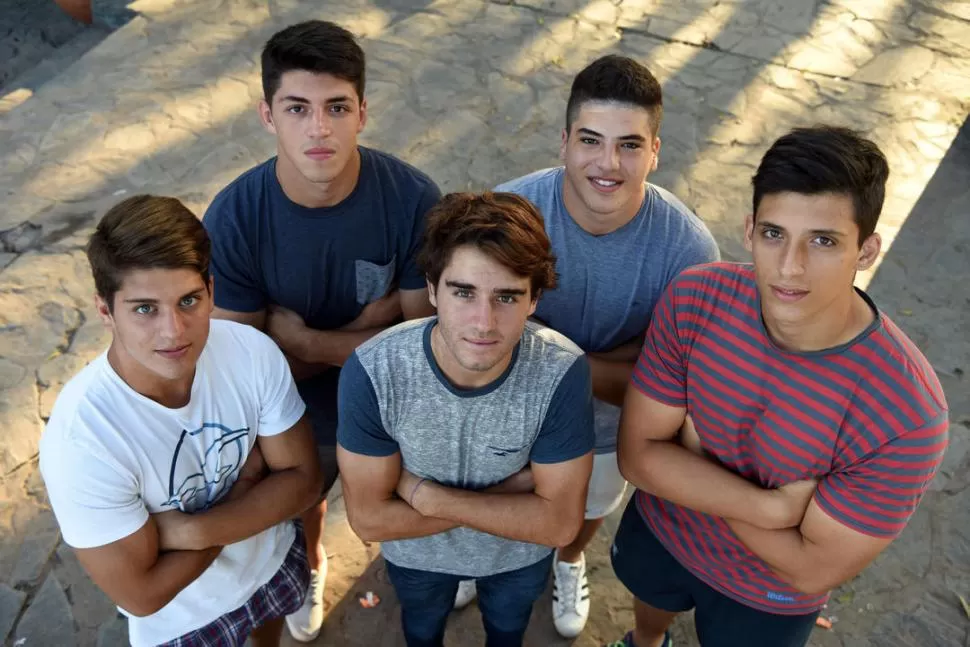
[203,147,441,442]
[203,147,441,331]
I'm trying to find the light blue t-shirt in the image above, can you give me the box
[496,167,720,452]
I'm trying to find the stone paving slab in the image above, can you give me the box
[0,0,968,644]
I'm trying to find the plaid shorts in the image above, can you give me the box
[160,524,309,647]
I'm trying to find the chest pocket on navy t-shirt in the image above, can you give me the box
[355,256,396,304]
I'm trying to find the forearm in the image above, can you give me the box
[131,547,220,616]
[587,355,634,406]
[417,484,581,548]
[619,439,778,528]
[348,497,458,542]
[192,468,321,548]
[725,519,820,593]
[300,328,386,366]
[285,354,332,381]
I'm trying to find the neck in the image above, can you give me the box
[763,289,874,353]
[430,325,511,389]
[561,175,644,236]
[275,147,361,208]
[107,344,194,409]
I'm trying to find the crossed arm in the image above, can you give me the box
[73,420,321,616]
[213,288,434,375]
[338,446,593,548]
[619,386,892,594]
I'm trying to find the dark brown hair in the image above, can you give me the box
[87,195,211,311]
[262,20,365,103]
[418,192,557,299]
[566,55,663,135]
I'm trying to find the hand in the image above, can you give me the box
[153,509,201,552]
[762,479,818,530]
[485,466,535,494]
[342,290,402,332]
[266,305,311,360]
[223,446,268,503]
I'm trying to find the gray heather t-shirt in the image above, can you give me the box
[337,318,594,577]
[496,168,720,453]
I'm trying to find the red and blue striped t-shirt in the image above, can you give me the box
[632,262,949,614]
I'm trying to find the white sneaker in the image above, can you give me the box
[453,579,477,609]
[286,552,327,642]
[552,551,590,638]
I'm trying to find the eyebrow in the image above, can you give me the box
[278,94,353,105]
[577,127,646,142]
[123,288,205,304]
[758,221,846,237]
[444,280,528,296]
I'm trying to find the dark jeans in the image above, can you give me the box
[385,554,553,647]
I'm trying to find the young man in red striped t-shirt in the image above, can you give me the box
[608,126,949,647]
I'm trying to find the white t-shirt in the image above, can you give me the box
[40,319,306,646]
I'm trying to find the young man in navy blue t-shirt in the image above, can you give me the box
[203,20,440,642]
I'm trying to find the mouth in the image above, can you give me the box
[770,286,809,303]
[587,176,623,194]
[156,344,191,359]
[305,147,336,161]
[463,338,499,349]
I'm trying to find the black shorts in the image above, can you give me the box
[611,498,819,647]
[297,368,341,495]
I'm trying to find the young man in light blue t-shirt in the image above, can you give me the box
[337,192,595,647]
[457,55,720,639]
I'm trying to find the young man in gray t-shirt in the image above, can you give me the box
[457,55,720,639]
[337,192,595,647]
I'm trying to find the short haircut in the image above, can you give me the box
[261,20,365,103]
[87,195,210,311]
[752,126,890,245]
[565,55,663,135]
[418,192,557,299]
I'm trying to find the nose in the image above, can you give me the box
[471,298,497,333]
[160,308,187,340]
[599,144,620,171]
[307,109,332,138]
[779,240,806,279]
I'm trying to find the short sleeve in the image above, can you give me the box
[398,182,442,290]
[336,353,399,456]
[40,438,149,549]
[671,226,720,280]
[631,282,688,406]
[203,200,267,313]
[815,414,949,537]
[250,329,306,436]
[531,357,595,463]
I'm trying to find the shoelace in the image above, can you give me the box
[557,563,582,612]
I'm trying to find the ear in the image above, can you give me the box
[95,294,114,328]
[528,292,539,318]
[651,136,661,172]
[857,232,882,271]
[426,278,438,309]
[743,213,755,252]
[358,98,368,133]
[559,127,568,162]
[258,99,276,135]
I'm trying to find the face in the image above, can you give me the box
[97,268,214,396]
[259,70,367,189]
[560,101,660,225]
[745,192,880,331]
[427,246,538,388]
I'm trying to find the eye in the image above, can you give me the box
[761,227,783,240]
[813,236,836,248]
[329,104,349,114]
[580,137,598,145]
[621,142,641,150]
[454,288,472,299]
[497,295,518,305]
[180,295,200,308]
[134,304,155,315]
[286,105,305,114]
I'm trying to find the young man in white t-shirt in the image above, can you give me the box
[39,195,323,647]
